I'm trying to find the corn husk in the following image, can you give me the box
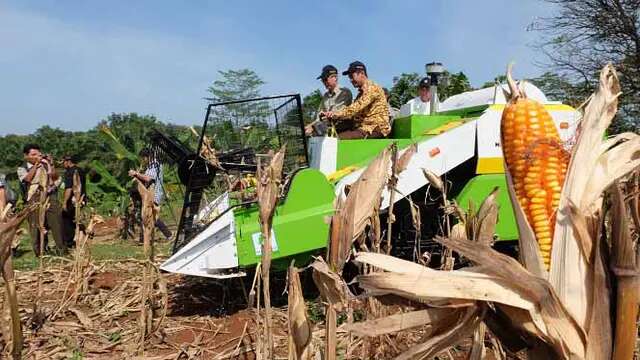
[422,168,444,193]
[310,258,353,312]
[0,205,35,359]
[395,305,484,360]
[256,146,286,360]
[328,146,391,271]
[550,64,622,329]
[386,143,417,254]
[287,264,311,360]
[344,308,454,337]
[610,180,639,360]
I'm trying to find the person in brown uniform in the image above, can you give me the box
[320,61,390,139]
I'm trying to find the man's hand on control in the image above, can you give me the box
[304,124,314,136]
[320,111,336,120]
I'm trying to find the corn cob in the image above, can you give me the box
[500,66,569,269]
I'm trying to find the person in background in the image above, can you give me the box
[128,148,172,240]
[321,61,391,139]
[0,175,6,213]
[305,65,353,136]
[383,87,399,121]
[398,77,434,117]
[17,144,65,255]
[61,154,86,248]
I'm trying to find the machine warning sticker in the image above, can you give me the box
[252,230,278,256]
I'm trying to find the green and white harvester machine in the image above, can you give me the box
[157,64,579,279]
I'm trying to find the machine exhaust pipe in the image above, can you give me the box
[426,62,445,115]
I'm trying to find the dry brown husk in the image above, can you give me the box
[550,64,623,330]
[355,245,587,359]
[610,178,639,360]
[328,146,391,271]
[344,308,453,337]
[135,179,161,354]
[256,146,285,360]
[287,264,311,360]
[385,142,417,255]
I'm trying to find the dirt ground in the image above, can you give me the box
[1,218,514,359]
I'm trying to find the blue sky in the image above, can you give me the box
[0,0,554,135]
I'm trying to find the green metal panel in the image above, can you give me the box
[235,168,335,270]
[336,138,415,169]
[334,114,468,170]
[454,174,519,241]
[392,114,461,138]
[437,104,489,118]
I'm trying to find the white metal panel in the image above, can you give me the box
[334,120,478,209]
[308,136,338,175]
[476,109,502,159]
[440,83,548,112]
[160,201,241,278]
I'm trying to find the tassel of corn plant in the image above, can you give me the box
[500,64,569,269]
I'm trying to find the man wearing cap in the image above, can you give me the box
[398,77,434,117]
[305,65,353,136]
[321,61,390,139]
[62,154,86,248]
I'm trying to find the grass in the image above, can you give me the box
[12,227,173,271]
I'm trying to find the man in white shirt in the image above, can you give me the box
[398,77,434,117]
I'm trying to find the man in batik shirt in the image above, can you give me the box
[320,61,391,139]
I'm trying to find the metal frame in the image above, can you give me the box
[173,94,308,254]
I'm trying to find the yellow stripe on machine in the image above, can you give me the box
[477,157,505,174]
[326,165,359,182]
[423,121,464,135]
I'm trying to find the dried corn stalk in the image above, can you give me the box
[329,146,391,271]
[136,178,159,353]
[311,258,353,360]
[386,143,417,254]
[32,166,49,328]
[287,264,311,360]
[256,146,285,360]
[610,178,639,360]
[0,205,35,359]
[190,126,222,169]
[355,246,587,358]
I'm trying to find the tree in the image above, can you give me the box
[439,71,473,99]
[302,89,322,123]
[480,75,508,89]
[389,73,421,109]
[528,72,591,108]
[533,0,640,132]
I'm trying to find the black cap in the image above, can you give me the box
[317,65,338,80]
[418,77,431,89]
[342,61,367,75]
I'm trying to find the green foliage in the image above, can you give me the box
[390,71,474,107]
[528,72,591,108]
[0,112,186,215]
[480,75,507,89]
[438,71,473,99]
[208,69,265,101]
[389,72,421,108]
[302,89,323,123]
